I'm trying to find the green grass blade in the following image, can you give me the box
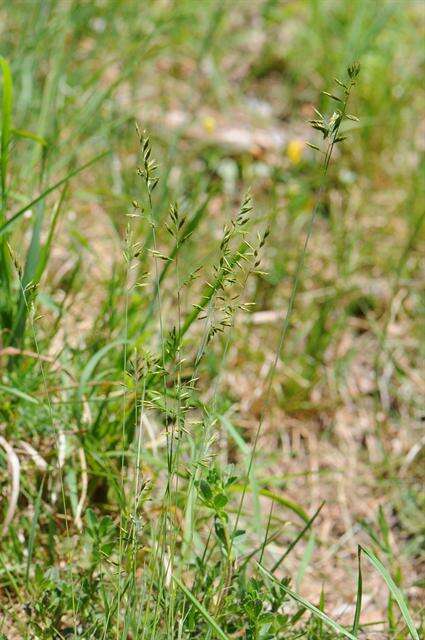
[230,483,309,523]
[352,546,363,635]
[35,184,68,284]
[25,476,45,586]
[77,339,128,401]
[0,56,13,318]
[257,563,357,640]
[360,546,419,640]
[219,413,261,531]
[0,384,38,404]
[271,501,324,573]
[296,532,315,590]
[172,575,230,640]
[0,150,109,238]
[11,128,47,146]
[11,184,68,344]
[0,56,13,213]
[250,487,309,523]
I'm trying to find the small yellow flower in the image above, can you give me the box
[202,116,216,134]
[287,139,304,165]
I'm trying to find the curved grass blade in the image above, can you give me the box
[0,384,38,404]
[11,128,47,146]
[257,563,357,639]
[360,546,419,640]
[77,339,128,401]
[0,150,110,238]
[173,575,230,640]
[230,484,309,523]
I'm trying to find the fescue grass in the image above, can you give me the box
[0,1,424,639]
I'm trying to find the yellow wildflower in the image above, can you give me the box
[287,139,304,165]
[202,116,216,134]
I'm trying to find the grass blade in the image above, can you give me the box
[77,339,128,402]
[25,476,45,586]
[0,384,38,404]
[219,413,261,531]
[230,484,309,523]
[352,546,363,636]
[360,546,419,640]
[260,488,308,523]
[0,56,13,318]
[11,184,68,344]
[296,532,315,590]
[0,56,13,212]
[271,501,324,573]
[11,128,47,146]
[0,150,109,238]
[172,575,230,640]
[257,563,357,640]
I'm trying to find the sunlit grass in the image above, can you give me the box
[0,1,423,638]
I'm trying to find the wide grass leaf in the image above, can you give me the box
[360,546,419,640]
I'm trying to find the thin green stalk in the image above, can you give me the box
[231,64,360,549]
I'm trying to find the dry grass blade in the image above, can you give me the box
[0,435,20,537]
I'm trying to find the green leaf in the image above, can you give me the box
[199,480,212,501]
[213,493,228,509]
[173,575,230,640]
[85,508,97,534]
[360,546,419,640]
